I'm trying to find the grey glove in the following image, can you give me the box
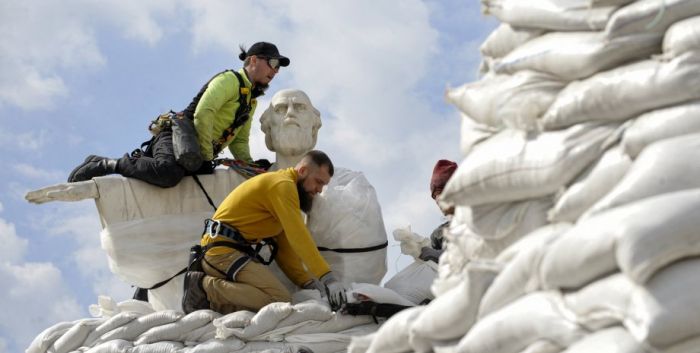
[419,246,443,263]
[320,272,347,311]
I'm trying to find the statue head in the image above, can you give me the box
[260,89,321,158]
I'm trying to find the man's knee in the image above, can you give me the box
[153,161,185,188]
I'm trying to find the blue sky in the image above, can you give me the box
[0,1,496,351]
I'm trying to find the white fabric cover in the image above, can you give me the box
[307,168,388,287]
[482,0,617,31]
[480,24,544,59]
[605,0,700,39]
[622,101,700,158]
[446,71,565,131]
[348,283,416,307]
[663,16,700,58]
[409,261,500,351]
[541,52,700,130]
[459,113,497,157]
[456,292,586,353]
[549,145,631,222]
[587,133,700,217]
[365,306,426,353]
[626,258,700,351]
[562,326,649,353]
[561,274,635,330]
[441,123,616,206]
[479,224,568,317]
[384,261,437,305]
[493,32,660,81]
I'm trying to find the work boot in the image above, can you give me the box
[67,155,118,183]
[182,271,210,314]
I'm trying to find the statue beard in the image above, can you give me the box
[296,179,314,213]
[272,124,315,156]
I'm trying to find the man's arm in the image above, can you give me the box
[194,73,235,161]
[228,115,254,163]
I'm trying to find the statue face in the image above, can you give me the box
[261,89,321,156]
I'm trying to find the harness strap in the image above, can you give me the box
[213,71,254,155]
[192,175,217,211]
[317,241,389,253]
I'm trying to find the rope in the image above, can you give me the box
[192,174,217,211]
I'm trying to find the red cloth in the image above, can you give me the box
[430,160,458,199]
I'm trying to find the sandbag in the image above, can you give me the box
[135,310,220,345]
[663,16,700,58]
[586,133,700,216]
[440,123,616,206]
[561,274,635,330]
[384,261,437,305]
[548,146,631,222]
[51,318,104,353]
[482,0,618,31]
[493,32,660,81]
[605,0,700,39]
[346,283,415,307]
[517,341,563,353]
[456,292,586,353]
[26,321,75,353]
[446,71,565,130]
[430,224,485,296]
[307,168,388,287]
[479,224,569,318]
[541,52,700,130]
[480,24,545,59]
[626,258,700,351]
[459,113,498,157]
[409,261,500,352]
[365,306,426,353]
[495,223,572,265]
[622,101,700,158]
[562,326,650,353]
[97,310,182,343]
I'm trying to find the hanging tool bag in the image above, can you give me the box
[170,111,202,172]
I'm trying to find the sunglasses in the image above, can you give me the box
[259,56,281,70]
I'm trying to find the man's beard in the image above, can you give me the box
[296,179,314,213]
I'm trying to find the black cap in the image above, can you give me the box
[238,42,290,67]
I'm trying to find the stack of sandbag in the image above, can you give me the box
[353,1,700,352]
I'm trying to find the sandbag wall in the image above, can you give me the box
[352,1,700,352]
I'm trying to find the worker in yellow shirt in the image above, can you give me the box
[182,150,346,314]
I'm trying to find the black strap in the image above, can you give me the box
[143,267,188,290]
[192,175,217,211]
[317,241,389,253]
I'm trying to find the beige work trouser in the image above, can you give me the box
[201,249,291,314]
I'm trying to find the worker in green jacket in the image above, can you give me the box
[67,41,289,187]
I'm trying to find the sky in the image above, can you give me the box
[0,1,496,351]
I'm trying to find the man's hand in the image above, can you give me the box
[320,272,347,311]
[252,158,272,170]
[419,246,442,263]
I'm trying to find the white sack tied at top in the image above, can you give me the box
[549,145,631,223]
[307,167,388,286]
[446,71,565,131]
[586,133,700,217]
[663,15,700,58]
[541,189,700,290]
[481,0,618,31]
[492,31,660,81]
[440,123,617,207]
[562,326,651,353]
[459,113,498,157]
[542,52,700,130]
[560,273,636,331]
[605,0,700,39]
[480,24,545,59]
[622,101,700,158]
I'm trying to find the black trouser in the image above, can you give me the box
[117,131,186,188]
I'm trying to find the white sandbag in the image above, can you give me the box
[366,306,426,353]
[446,71,565,130]
[26,321,75,353]
[430,225,484,296]
[562,326,650,353]
[459,113,497,157]
[518,341,563,353]
[480,24,545,59]
[384,261,437,305]
[409,261,499,352]
[282,314,374,336]
[182,338,245,353]
[219,302,293,340]
[213,310,256,332]
[131,341,183,353]
[615,189,700,284]
[135,310,220,345]
[587,133,700,216]
[495,223,572,265]
[181,322,217,343]
[542,52,700,130]
[663,16,700,58]
[98,310,182,343]
[456,197,552,257]
[548,146,631,222]
[83,339,132,353]
[456,292,586,353]
[51,318,104,353]
[482,0,618,31]
[348,333,375,353]
[89,296,155,318]
[84,312,141,347]
[626,258,700,351]
[541,190,700,290]
[493,32,660,81]
[441,123,616,206]
[307,168,388,287]
[622,101,700,158]
[591,0,636,6]
[605,0,700,39]
[561,274,636,330]
[479,224,569,317]
[275,300,334,328]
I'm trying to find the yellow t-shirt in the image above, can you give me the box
[201,168,331,286]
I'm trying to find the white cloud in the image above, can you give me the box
[0,129,50,152]
[13,164,63,181]
[0,218,27,264]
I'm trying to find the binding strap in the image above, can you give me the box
[317,241,389,253]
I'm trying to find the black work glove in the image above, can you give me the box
[193,160,216,175]
[418,246,442,263]
[252,158,272,170]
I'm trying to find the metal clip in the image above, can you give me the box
[207,219,222,239]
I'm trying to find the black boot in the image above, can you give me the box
[67,155,118,183]
[182,271,210,314]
